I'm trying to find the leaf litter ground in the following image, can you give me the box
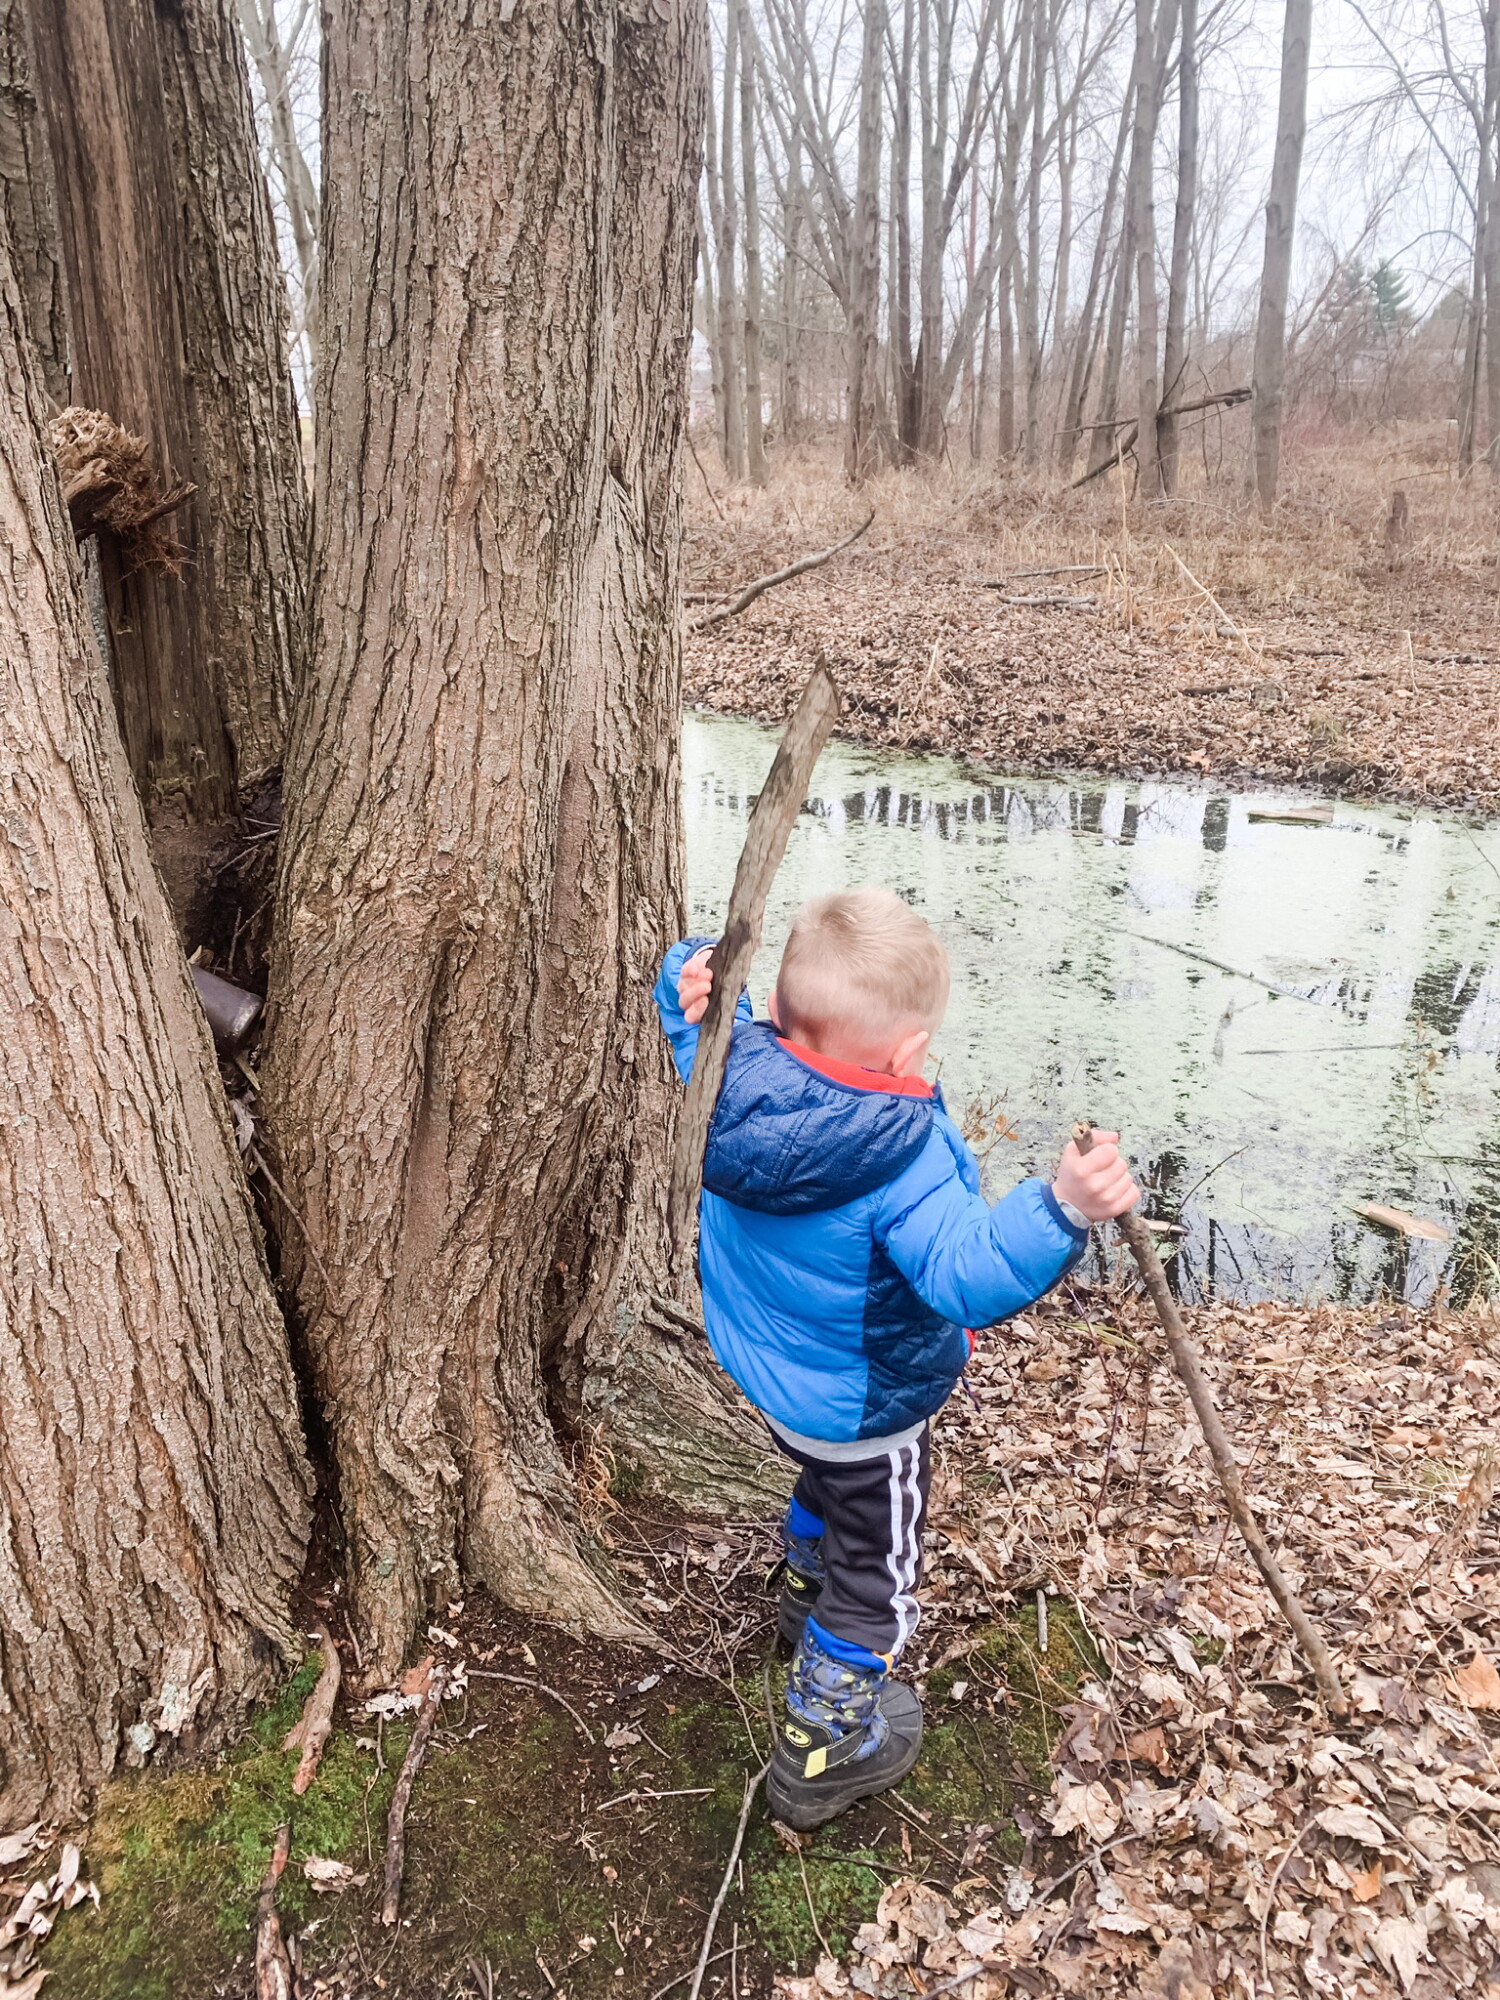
[13,1279,1498,1999]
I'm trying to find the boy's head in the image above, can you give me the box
[769,888,950,1077]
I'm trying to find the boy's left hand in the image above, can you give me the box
[1053,1130,1140,1222]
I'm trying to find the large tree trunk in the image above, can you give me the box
[27,0,306,824]
[265,0,771,1680]
[0,229,310,1825]
[1250,0,1312,511]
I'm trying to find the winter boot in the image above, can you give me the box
[772,1498,826,1645]
[766,1623,923,1831]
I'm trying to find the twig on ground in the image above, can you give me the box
[283,1620,341,1795]
[465,1669,597,1744]
[254,1823,294,2000]
[648,1948,734,2000]
[1258,1818,1316,1990]
[688,512,874,631]
[686,1764,769,2000]
[1072,1125,1348,1716]
[381,1668,446,1925]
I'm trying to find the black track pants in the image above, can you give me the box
[773,1424,931,1662]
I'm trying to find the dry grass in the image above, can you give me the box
[685,424,1500,809]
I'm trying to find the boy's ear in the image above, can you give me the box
[767,985,783,1030]
[888,1028,931,1077]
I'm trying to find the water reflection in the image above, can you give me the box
[683,710,1500,1307]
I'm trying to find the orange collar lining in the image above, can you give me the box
[776,1037,934,1099]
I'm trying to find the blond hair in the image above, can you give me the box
[776,889,950,1046]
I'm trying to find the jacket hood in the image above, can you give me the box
[702,1021,935,1216]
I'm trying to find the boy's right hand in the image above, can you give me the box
[1053,1130,1139,1222]
[677,945,716,1025]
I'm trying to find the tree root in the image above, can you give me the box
[586,1298,791,1519]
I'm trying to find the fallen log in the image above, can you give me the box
[1072,1123,1347,1718]
[688,512,874,631]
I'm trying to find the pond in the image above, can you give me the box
[682,709,1500,1308]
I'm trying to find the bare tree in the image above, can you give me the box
[739,0,769,482]
[846,0,884,477]
[1158,0,1198,491]
[237,0,318,378]
[1250,0,1312,509]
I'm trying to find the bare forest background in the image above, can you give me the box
[241,0,1500,498]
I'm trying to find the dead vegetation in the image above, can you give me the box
[46,406,193,572]
[779,1278,1500,2000]
[686,428,1500,810]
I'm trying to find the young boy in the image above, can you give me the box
[655,888,1138,1829]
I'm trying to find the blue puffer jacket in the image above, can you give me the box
[655,938,1089,1445]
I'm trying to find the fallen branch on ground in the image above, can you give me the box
[1072,1123,1348,1717]
[381,1667,446,1926]
[686,1764,768,2000]
[688,512,874,631]
[254,1824,294,2000]
[283,1620,341,1795]
[465,1669,596,1743]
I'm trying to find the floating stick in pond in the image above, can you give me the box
[1072,1122,1348,1717]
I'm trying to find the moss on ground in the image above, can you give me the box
[39,1600,1096,1996]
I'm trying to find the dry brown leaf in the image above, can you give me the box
[1349,1860,1383,1901]
[399,1655,434,1699]
[1449,1648,1500,1709]
[1123,1725,1172,1771]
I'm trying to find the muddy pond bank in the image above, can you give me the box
[684,710,1500,1306]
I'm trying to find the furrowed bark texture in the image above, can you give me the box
[266,0,741,1675]
[27,0,305,813]
[0,248,311,1824]
[0,0,65,403]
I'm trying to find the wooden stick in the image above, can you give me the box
[667,666,841,1267]
[1071,1123,1348,1717]
[688,513,874,631]
[283,1619,342,1795]
[254,1823,294,2000]
[686,1764,768,2000]
[380,1669,446,1925]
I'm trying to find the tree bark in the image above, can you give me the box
[27,0,306,820]
[1158,0,1198,494]
[1058,91,1130,473]
[0,226,310,1825]
[738,1,767,484]
[265,0,767,1679]
[0,0,66,403]
[1250,0,1312,511]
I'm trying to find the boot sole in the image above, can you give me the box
[766,1684,923,1831]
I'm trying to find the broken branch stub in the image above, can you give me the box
[667,665,842,1271]
[1071,1122,1349,1718]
